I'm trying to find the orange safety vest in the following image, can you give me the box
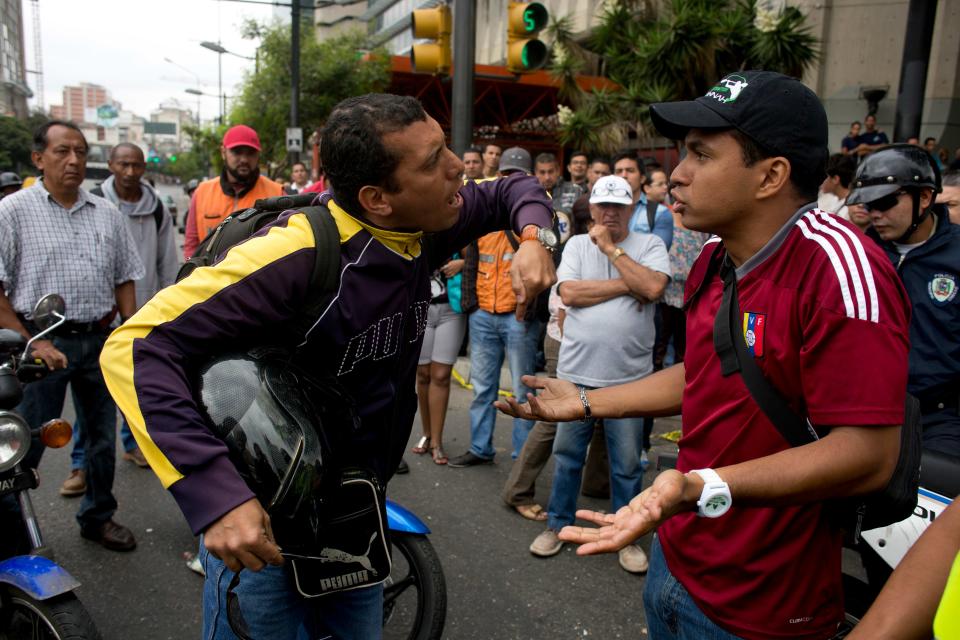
[475,231,519,314]
[193,175,283,241]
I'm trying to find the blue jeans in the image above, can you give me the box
[17,330,118,531]
[199,539,383,640]
[642,537,743,640]
[546,410,644,530]
[71,416,138,469]
[467,310,541,459]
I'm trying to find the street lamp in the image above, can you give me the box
[185,86,230,120]
[200,40,259,124]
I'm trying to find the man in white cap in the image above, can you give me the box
[528,174,670,573]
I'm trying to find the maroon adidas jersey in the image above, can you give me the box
[659,207,911,639]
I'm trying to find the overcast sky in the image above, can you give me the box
[25,0,287,120]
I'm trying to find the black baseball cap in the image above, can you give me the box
[650,70,828,173]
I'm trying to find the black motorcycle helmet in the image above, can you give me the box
[847,144,942,243]
[0,172,22,189]
[197,348,359,551]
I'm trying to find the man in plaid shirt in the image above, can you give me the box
[0,120,144,552]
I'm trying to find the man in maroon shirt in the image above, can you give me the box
[496,71,911,639]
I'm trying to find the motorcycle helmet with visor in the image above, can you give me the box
[196,347,359,552]
[847,144,942,242]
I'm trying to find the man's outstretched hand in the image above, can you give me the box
[558,470,695,555]
[494,375,584,423]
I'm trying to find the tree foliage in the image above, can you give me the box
[552,0,819,154]
[229,22,391,173]
[0,112,48,174]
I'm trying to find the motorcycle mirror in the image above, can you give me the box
[39,418,72,448]
[31,294,66,331]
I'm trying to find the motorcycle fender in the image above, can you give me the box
[860,488,952,570]
[386,499,430,535]
[0,555,80,600]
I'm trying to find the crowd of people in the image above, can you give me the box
[0,72,956,639]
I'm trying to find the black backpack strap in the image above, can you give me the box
[295,204,342,336]
[152,196,165,231]
[646,199,658,233]
[713,257,817,448]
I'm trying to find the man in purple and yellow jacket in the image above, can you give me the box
[100,94,556,638]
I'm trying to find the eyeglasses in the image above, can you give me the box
[862,190,907,213]
[592,185,631,198]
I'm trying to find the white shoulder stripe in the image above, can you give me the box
[815,212,880,322]
[801,212,868,320]
[796,212,880,323]
[796,217,857,319]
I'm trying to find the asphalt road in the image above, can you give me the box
[33,374,681,640]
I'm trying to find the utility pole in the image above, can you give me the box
[290,0,301,164]
[451,0,476,156]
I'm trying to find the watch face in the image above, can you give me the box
[703,494,730,516]
[539,228,559,247]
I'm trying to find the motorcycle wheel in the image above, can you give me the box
[0,585,101,640]
[383,532,446,640]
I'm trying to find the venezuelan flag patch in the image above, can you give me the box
[742,312,765,358]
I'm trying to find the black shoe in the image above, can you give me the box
[396,458,410,475]
[447,451,494,468]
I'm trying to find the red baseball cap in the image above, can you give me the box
[222,124,261,151]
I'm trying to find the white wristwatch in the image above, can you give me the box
[691,468,732,518]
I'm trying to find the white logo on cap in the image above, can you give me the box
[705,75,749,104]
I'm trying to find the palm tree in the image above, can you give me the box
[550,0,819,154]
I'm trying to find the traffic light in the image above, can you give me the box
[506,2,549,73]
[410,5,451,75]
[169,155,177,163]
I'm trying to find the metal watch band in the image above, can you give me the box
[578,385,591,422]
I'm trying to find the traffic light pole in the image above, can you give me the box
[290,0,301,164]
[451,0,475,156]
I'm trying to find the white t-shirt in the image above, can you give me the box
[817,191,849,220]
[556,231,671,387]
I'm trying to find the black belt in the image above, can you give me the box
[17,312,114,336]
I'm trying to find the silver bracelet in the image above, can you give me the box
[578,385,591,422]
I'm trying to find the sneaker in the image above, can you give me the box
[640,449,650,472]
[122,448,149,468]
[618,544,649,574]
[59,469,86,497]
[396,458,410,475]
[447,451,494,468]
[529,529,564,557]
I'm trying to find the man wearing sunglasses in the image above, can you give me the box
[848,144,960,457]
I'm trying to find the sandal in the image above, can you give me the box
[431,446,448,465]
[411,436,430,455]
[515,504,548,521]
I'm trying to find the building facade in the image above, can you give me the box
[319,0,960,151]
[0,0,30,118]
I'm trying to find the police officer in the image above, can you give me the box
[0,172,22,198]
[848,144,960,457]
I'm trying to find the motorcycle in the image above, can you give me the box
[383,500,447,640]
[843,448,960,625]
[0,294,101,640]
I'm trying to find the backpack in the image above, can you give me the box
[176,192,342,334]
[91,185,166,231]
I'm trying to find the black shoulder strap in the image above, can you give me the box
[506,230,520,252]
[152,197,165,231]
[295,203,342,332]
[713,258,816,448]
[646,199,658,233]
